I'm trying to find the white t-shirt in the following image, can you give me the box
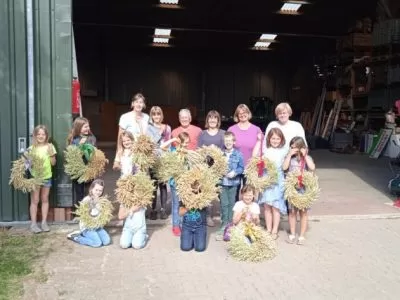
[119,111,150,140]
[263,120,306,154]
[233,201,260,215]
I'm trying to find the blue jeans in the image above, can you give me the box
[76,228,111,248]
[120,208,148,249]
[220,186,237,230]
[180,211,207,252]
[170,185,180,227]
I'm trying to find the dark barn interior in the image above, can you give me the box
[72,0,382,141]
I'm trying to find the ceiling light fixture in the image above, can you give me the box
[254,42,271,48]
[277,1,309,15]
[154,28,171,36]
[153,37,169,44]
[260,34,277,41]
[160,0,179,4]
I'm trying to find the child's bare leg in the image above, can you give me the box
[30,189,40,224]
[40,187,50,222]
[299,210,308,237]
[264,205,273,233]
[271,207,281,235]
[288,208,297,236]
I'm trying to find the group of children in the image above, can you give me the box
[27,115,315,252]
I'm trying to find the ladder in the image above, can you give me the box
[311,82,327,136]
[321,98,343,139]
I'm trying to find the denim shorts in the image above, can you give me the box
[42,179,52,188]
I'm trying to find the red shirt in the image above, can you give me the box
[171,125,202,150]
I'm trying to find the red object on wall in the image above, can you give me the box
[72,78,81,115]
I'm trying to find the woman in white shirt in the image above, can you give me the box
[117,93,150,151]
[262,102,306,154]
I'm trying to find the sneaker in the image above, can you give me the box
[215,231,224,241]
[286,234,296,244]
[30,223,42,234]
[297,236,306,245]
[149,210,158,220]
[172,226,181,236]
[71,217,80,224]
[67,231,81,242]
[206,216,215,227]
[160,209,168,220]
[41,222,50,232]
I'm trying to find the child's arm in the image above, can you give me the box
[251,133,263,157]
[160,137,178,151]
[47,144,57,166]
[235,152,245,176]
[113,152,121,171]
[232,210,243,225]
[305,155,315,171]
[282,148,298,171]
[118,205,140,220]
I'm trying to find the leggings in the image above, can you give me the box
[151,182,167,210]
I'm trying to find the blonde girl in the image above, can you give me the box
[148,106,171,220]
[67,117,97,206]
[232,185,260,226]
[28,125,57,233]
[282,136,316,245]
[252,128,287,240]
[113,131,136,176]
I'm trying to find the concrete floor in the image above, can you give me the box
[99,145,400,217]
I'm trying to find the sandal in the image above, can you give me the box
[286,234,296,244]
[297,236,306,245]
[271,233,279,240]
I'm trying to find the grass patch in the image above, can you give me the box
[0,232,45,300]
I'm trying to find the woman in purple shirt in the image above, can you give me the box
[228,104,262,201]
[197,110,225,227]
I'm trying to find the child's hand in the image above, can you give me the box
[47,144,55,156]
[79,137,87,144]
[289,147,298,156]
[226,171,235,178]
[300,148,308,157]
[113,162,121,171]
[179,207,188,216]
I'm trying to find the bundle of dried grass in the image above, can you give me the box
[176,166,220,210]
[64,145,107,183]
[74,196,114,229]
[9,154,46,193]
[154,151,186,183]
[132,135,157,171]
[64,145,86,180]
[284,170,320,210]
[115,172,155,209]
[197,145,228,178]
[227,222,277,262]
[244,157,278,192]
[80,148,107,182]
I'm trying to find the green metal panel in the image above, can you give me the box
[0,0,72,221]
[0,0,30,221]
[34,0,73,207]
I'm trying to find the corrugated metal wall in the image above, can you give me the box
[0,0,30,221]
[0,0,73,221]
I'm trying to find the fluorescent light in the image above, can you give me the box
[255,42,271,48]
[154,28,171,36]
[153,37,169,44]
[160,0,179,4]
[260,34,277,40]
[281,3,302,12]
